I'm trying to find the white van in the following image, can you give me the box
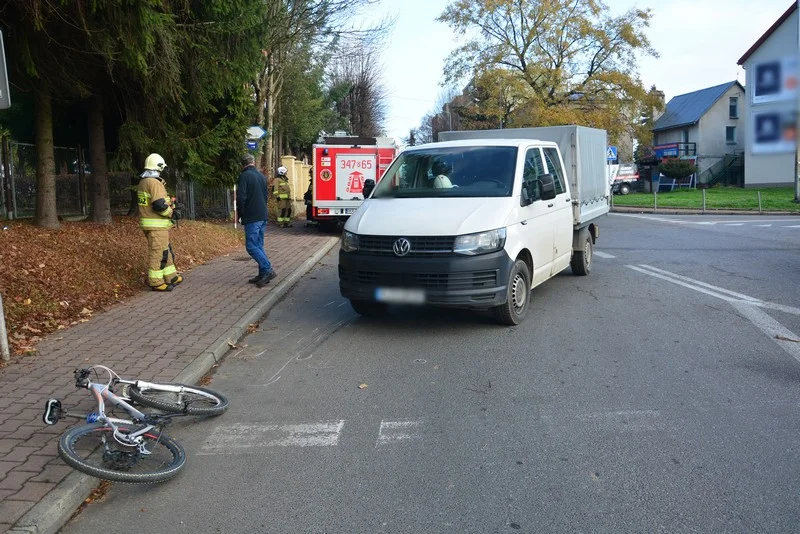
[338,126,609,325]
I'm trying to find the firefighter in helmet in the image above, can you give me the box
[273,165,293,228]
[137,153,182,291]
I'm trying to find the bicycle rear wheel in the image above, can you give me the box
[129,383,229,416]
[58,423,185,484]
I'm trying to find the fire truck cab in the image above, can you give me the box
[311,132,398,231]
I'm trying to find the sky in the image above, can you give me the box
[353,0,795,143]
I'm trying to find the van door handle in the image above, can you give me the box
[547,203,554,208]
[565,198,571,203]
[521,220,528,225]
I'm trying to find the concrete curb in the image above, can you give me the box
[9,236,340,534]
[611,206,799,216]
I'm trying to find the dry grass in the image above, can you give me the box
[0,216,243,357]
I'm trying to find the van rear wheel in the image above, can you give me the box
[571,231,592,276]
[492,260,531,326]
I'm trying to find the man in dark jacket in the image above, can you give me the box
[237,154,276,287]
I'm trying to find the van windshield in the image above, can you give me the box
[372,146,517,198]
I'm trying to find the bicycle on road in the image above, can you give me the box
[42,365,228,483]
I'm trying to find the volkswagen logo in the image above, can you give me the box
[393,237,411,257]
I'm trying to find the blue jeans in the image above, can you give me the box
[244,220,272,274]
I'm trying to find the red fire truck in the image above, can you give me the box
[311,133,398,230]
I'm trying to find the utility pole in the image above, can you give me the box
[795,0,800,201]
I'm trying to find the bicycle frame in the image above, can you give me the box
[86,381,162,449]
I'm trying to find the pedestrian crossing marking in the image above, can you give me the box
[375,420,424,448]
[198,421,345,454]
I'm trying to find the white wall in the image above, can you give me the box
[742,9,797,187]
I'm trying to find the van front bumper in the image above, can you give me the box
[338,249,514,308]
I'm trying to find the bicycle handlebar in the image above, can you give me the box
[74,368,92,388]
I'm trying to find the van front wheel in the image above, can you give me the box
[350,299,388,317]
[492,260,531,326]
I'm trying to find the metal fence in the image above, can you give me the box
[0,138,232,221]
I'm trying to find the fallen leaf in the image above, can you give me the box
[23,298,31,305]
[247,322,259,333]
[80,307,93,316]
[227,338,242,349]
[21,324,42,334]
[776,335,800,343]
[358,383,368,390]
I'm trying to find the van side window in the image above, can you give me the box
[543,147,566,195]
[523,148,545,201]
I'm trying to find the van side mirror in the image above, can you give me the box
[538,173,556,201]
[362,179,376,198]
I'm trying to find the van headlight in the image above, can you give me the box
[453,228,506,256]
[341,231,359,252]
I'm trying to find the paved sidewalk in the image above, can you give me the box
[0,223,339,534]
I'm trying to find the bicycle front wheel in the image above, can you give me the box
[129,383,229,416]
[58,423,186,484]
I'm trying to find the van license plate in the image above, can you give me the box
[344,208,356,214]
[375,288,425,305]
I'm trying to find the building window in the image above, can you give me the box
[681,130,689,143]
[729,97,738,119]
[726,126,736,144]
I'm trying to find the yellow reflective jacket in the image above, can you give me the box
[273,177,291,200]
[137,176,174,229]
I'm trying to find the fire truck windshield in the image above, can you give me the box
[371,146,517,198]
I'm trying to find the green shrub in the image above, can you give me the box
[658,159,697,179]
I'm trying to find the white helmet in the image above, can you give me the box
[144,153,167,172]
[277,166,288,176]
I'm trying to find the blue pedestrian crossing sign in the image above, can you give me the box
[607,146,618,161]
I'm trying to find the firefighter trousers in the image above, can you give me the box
[277,198,292,225]
[144,229,177,287]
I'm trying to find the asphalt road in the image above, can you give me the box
[61,213,800,533]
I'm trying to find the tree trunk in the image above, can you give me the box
[33,88,59,229]
[87,95,112,224]
[127,149,142,216]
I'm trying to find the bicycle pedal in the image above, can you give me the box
[43,399,62,425]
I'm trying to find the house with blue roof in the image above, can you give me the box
[652,81,745,185]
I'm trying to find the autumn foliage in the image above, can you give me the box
[0,217,243,356]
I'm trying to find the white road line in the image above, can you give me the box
[629,265,763,303]
[754,224,772,227]
[725,223,744,226]
[594,251,615,259]
[375,420,423,448]
[730,302,800,365]
[198,421,346,454]
[785,225,800,228]
[756,301,800,316]
[627,264,800,365]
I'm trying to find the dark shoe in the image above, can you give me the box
[248,274,262,284]
[255,270,277,288]
[168,274,183,286]
[151,283,174,292]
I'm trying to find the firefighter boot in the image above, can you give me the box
[151,282,175,292]
[168,274,183,286]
